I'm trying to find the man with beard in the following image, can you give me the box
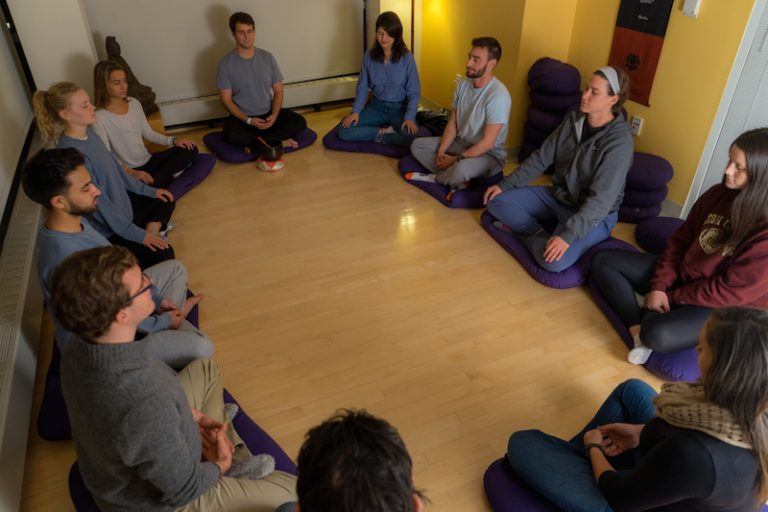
[408,37,511,197]
[217,11,307,155]
[22,147,212,366]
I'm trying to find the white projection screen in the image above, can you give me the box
[82,0,366,104]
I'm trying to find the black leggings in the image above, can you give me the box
[128,192,175,228]
[591,250,712,353]
[136,146,198,189]
[108,234,175,269]
[223,110,307,154]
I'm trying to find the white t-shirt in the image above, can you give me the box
[452,76,511,164]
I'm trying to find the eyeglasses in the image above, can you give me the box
[128,273,152,302]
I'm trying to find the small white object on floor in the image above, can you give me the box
[257,158,285,173]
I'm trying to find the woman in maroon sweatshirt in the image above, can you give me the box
[591,128,768,364]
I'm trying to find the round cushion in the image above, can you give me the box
[484,457,558,512]
[322,123,432,159]
[527,57,581,95]
[618,204,662,224]
[523,121,551,147]
[622,186,668,207]
[529,91,581,114]
[626,152,674,190]
[526,105,564,134]
[203,128,317,163]
[634,216,685,254]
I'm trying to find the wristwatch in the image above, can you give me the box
[585,443,605,456]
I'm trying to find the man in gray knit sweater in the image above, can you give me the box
[52,246,296,511]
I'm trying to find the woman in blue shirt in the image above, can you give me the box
[339,11,421,148]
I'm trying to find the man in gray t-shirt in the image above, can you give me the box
[409,37,511,197]
[217,12,307,155]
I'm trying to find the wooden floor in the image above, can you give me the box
[19,107,661,511]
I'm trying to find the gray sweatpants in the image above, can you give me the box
[143,260,214,368]
[410,136,502,186]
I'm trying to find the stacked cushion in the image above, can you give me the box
[322,123,431,158]
[619,152,673,223]
[397,155,502,208]
[519,58,581,163]
[203,128,317,163]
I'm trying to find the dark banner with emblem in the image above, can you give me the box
[608,0,673,106]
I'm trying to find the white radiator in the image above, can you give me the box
[159,74,359,126]
[0,190,43,512]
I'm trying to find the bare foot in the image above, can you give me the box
[282,138,299,148]
[379,125,396,135]
[244,147,252,154]
[628,324,641,338]
[182,294,204,318]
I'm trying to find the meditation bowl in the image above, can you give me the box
[260,138,284,161]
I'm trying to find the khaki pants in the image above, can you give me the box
[176,359,297,511]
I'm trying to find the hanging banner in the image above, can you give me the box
[608,0,674,106]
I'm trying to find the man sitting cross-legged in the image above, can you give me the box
[22,147,211,367]
[52,246,297,511]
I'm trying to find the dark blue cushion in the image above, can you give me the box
[204,128,317,163]
[481,210,636,289]
[166,152,215,200]
[622,186,668,207]
[529,90,581,113]
[626,152,673,191]
[527,57,581,95]
[484,457,558,512]
[635,217,685,255]
[618,204,662,224]
[322,123,431,158]
[398,155,502,208]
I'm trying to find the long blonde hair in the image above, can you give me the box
[32,82,81,147]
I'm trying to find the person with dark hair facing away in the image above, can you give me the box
[93,60,198,189]
[22,147,210,365]
[408,36,511,201]
[53,246,296,511]
[507,306,768,512]
[484,66,633,272]
[338,11,421,148]
[33,81,176,269]
[592,127,768,364]
[274,409,427,512]
[217,11,307,156]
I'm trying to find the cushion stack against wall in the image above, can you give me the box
[619,152,674,223]
[519,58,581,164]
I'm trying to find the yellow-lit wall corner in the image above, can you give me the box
[567,0,754,204]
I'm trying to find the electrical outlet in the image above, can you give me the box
[631,115,644,136]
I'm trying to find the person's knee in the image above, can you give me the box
[640,319,688,352]
[616,378,654,397]
[337,125,354,140]
[507,429,546,459]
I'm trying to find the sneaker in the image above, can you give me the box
[159,223,175,237]
[492,220,513,234]
[627,334,653,365]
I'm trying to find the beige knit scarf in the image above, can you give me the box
[653,381,752,449]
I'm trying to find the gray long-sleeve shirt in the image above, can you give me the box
[499,110,633,243]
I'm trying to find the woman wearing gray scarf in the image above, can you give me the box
[505,307,768,511]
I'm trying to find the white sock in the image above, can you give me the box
[627,332,653,365]
[405,172,436,183]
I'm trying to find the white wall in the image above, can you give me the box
[7,0,98,93]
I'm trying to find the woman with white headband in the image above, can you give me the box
[484,66,633,272]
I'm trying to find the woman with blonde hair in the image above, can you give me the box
[33,82,175,268]
[507,306,768,511]
[92,61,198,188]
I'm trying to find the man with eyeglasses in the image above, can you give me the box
[22,147,212,367]
[51,246,297,512]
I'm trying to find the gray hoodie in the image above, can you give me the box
[499,110,633,243]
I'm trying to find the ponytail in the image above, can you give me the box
[32,82,81,147]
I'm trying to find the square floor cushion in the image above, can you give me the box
[588,278,701,382]
[203,128,317,163]
[166,152,216,200]
[398,155,503,208]
[68,389,296,511]
[484,457,558,512]
[322,123,431,159]
[481,210,636,289]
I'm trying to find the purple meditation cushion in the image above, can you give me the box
[166,152,215,200]
[397,155,502,208]
[481,210,637,289]
[622,186,668,207]
[68,389,296,511]
[529,90,581,114]
[484,457,558,512]
[322,123,431,158]
[203,128,317,163]
[526,105,563,134]
[618,204,662,224]
[522,121,550,147]
[587,278,701,382]
[527,57,581,95]
[626,152,674,191]
[635,216,685,255]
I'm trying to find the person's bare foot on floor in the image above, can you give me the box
[282,138,299,148]
[182,294,204,318]
[244,147,252,154]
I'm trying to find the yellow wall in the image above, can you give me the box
[419,0,525,110]
[568,0,754,204]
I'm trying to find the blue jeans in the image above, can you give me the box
[487,186,617,272]
[507,379,658,512]
[337,98,415,148]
